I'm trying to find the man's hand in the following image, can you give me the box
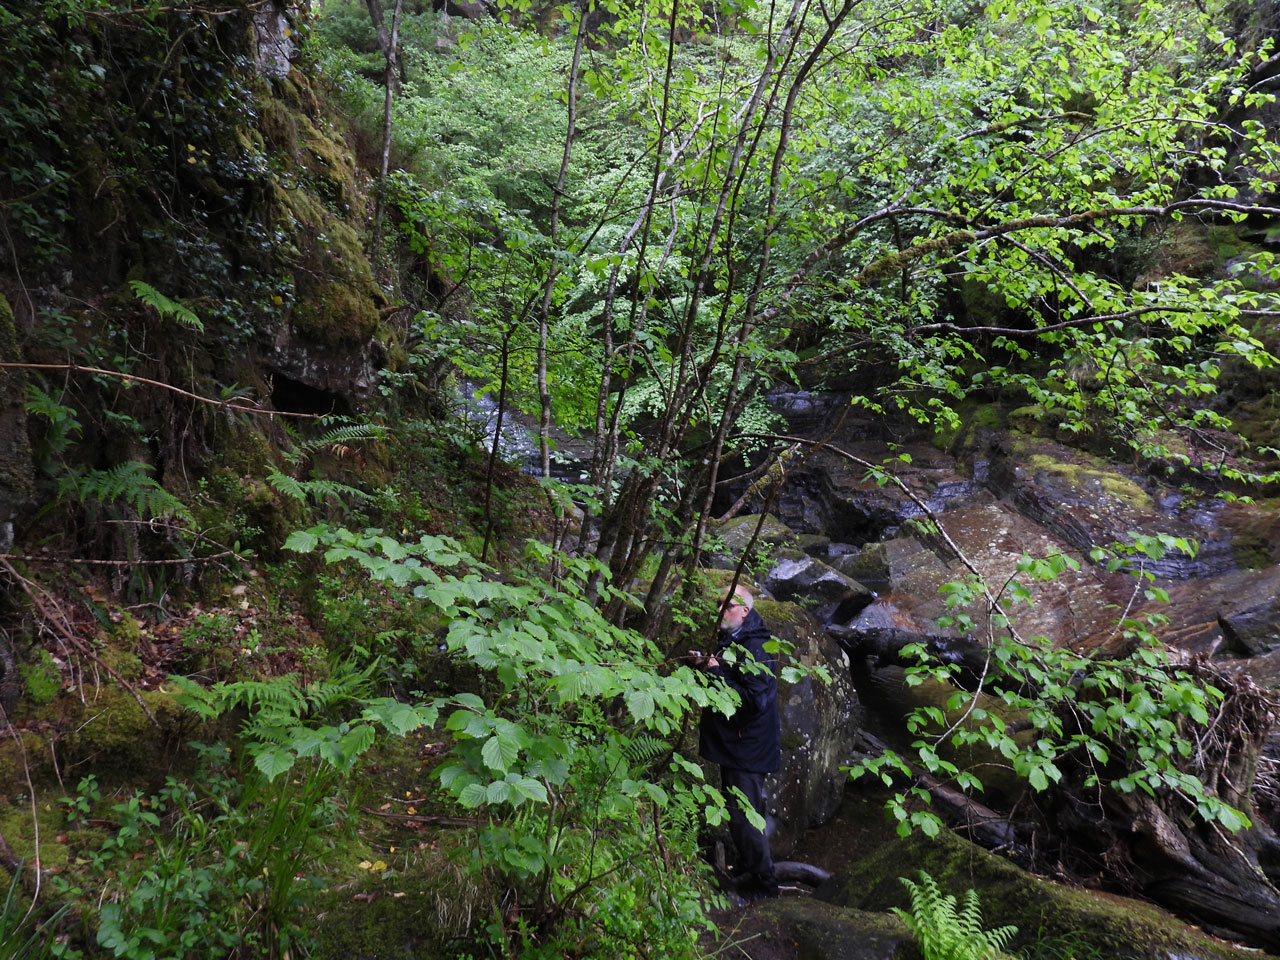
[687,650,720,670]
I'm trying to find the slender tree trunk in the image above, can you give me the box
[685,0,856,576]
[480,325,513,563]
[367,0,404,264]
[535,3,588,479]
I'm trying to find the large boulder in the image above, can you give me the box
[1216,565,1280,655]
[764,555,874,624]
[818,829,1276,960]
[756,599,861,858]
[709,897,919,960]
[713,514,801,566]
[980,432,1237,580]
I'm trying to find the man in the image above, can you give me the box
[698,584,781,900]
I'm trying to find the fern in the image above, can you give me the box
[280,420,384,468]
[129,280,204,331]
[623,734,669,765]
[59,461,193,522]
[266,467,373,505]
[892,871,1017,960]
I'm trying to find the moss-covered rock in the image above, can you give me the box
[712,896,920,960]
[310,862,487,960]
[61,687,186,773]
[714,514,801,557]
[19,649,60,706]
[819,829,1272,960]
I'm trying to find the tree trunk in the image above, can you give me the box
[366,0,404,263]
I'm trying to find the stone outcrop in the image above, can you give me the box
[818,829,1275,960]
[758,598,862,857]
[764,556,874,624]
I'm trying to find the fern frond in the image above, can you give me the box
[623,735,668,766]
[894,871,1017,960]
[62,461,193,521]
[309,423,384,451]
[267,467,309,503]
[212,678,309,720]
[266,467,372,506]
[129,280,204,332]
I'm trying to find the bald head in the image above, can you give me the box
[720,584,753,630]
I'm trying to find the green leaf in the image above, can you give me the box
[482,732,521,773]
[457,783,487,808]
[253,747,296,781]
[283,529,320,553]
[625,689,655,721]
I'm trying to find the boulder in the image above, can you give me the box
[764,555,874,624]
[711,897,918,960]
[715,514,801,559]
[818,829,1273,960]
[756,599,862,857]
[1217,565,1280,655]
[981,433,1237,580]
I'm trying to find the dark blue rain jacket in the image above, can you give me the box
[699,608,781,774]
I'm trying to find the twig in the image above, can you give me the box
[0,362,318,419]
[0,551,239,567]
[360,808,483,828]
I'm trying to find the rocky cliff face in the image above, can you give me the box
[0,0,408,547]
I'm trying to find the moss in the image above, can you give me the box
[259,98,299,156]
[753,598,798,626]
[0,731,51,792]
[0,793,67,869]
[1007,405,1049,436]
[100,646,144,682]
[823,830,1259,960]
[19,649,60,706]
[310,860,485,960]
[740,897,920,960]
[62,688,185,772]
[1024,454,1155,513]
[213,422,276,477]
[296,113,360,211]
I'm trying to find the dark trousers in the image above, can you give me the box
[720,766,776,889]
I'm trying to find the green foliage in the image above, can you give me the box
[56,741,352,960]
[893,871,1018,960]
[852,532,1254,837]
[1,860,70,960]
[281,524,736,955]
[128,281,203,332]
[56,461,193,523]
[19,649,61,706]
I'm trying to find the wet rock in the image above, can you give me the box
[734,897,918,960]
[1216,500,1280,570]
[798,533,833,556]
[756,599,861,857]
[982,433,1236,580]
[765,556,874,624]
[1216,565,1280,655]
[714,514,801,561]
[819,829,1267,960]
